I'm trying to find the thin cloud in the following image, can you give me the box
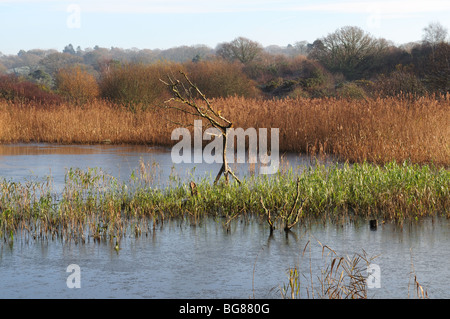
[76,0,291,14]
[292,0,450,14]
[1,0,449,14]
[82,0,450,14]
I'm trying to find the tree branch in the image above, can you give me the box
[160,71,240,185]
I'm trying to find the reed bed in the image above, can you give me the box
[216,95,449,167]
[0,161,448,243]
[0,100,176,146]
[0,94,448,166]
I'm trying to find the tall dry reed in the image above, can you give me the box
[214,94,449,166]
[0,94,448,166]
[0,100,178,146]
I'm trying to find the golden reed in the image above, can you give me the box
[0,94,448,166]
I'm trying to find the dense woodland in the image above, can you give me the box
[0,23,449,106]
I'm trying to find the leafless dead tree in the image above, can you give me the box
[160,71,241,185]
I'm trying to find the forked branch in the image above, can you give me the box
[284,178,305,231]
[261,178,305,234]
[160,71,241,185]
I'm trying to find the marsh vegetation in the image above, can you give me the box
[1,161,448,244]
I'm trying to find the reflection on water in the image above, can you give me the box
[0,143,179,191]
[0,143,449,299]
[0,143,335,191]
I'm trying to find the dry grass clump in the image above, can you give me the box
[0,93,448,166]
[280,240,430,299]
[280,241,376,299]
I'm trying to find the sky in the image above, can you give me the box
[0,0,449,55]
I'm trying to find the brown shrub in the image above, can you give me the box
[55,65,99,104]
[244,54,334,98]
[373,65,427,97]
[98,61,182,110]
[0,74,62,105]
[183,59,260,98]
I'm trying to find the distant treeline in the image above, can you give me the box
[0,24,448,106]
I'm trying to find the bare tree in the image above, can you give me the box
[423,21,448,46]
[422,21,449,62]
[293,40,309,56]
[309,26,389,80]
[216,37,263,64]
[160,71,241,185]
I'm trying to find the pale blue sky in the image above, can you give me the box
[0,0,449,55]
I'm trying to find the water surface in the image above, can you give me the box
[0,143,332,191]
[1,217,450,298]
[0,143,448,299]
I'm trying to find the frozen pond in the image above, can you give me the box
[0,143,448,298]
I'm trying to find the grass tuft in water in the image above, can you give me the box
[0,161,448,243]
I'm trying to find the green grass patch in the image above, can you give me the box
[0,161,448,243]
